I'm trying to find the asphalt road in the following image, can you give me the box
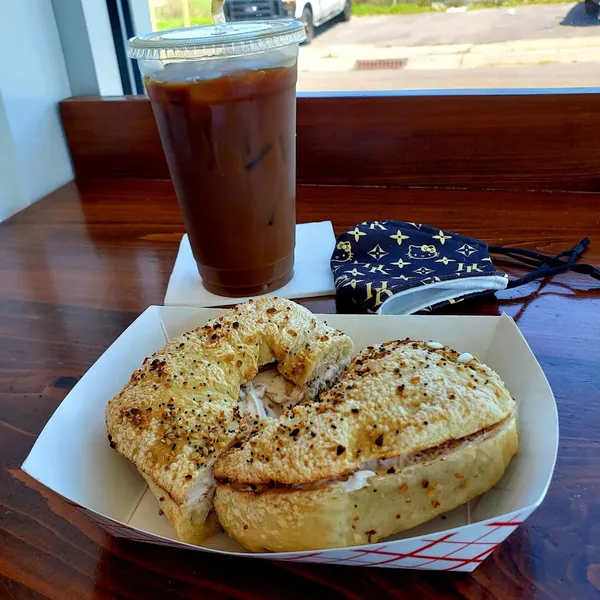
[312,2,600,47]
[297,62,600,90]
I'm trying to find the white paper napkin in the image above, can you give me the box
[164,221,336,307]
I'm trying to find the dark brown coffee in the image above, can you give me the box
[146,65,297,296]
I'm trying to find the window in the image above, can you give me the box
[125,0,600,92]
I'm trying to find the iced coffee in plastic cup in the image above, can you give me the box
[128,21,305,296]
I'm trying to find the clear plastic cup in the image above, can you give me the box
[128,21,305,296]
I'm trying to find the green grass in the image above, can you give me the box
[352,0,576,17]
[156,16,213,30]
[470,0,575,8]
[352,2,433,15]
[154,0,576,28]
[154,0,213,30]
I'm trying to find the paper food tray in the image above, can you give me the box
[22,307,558,571]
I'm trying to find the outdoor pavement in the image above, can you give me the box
[296,3,600,90]
[310,2,600,46]
[297,62,600,90]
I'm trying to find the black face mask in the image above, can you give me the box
[330,220,599,315]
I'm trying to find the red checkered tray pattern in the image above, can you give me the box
[78,505,530,571]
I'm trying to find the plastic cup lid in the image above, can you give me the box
[128,20,306,60]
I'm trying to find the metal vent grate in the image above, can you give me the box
[354,58,408,71]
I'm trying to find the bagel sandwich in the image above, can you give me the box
[213,339,518,552]
[105,298,354,544]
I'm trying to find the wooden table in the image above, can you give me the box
[1,178,599,599]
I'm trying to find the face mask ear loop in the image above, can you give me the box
[489,238,600,288]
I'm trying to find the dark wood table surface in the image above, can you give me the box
[1,178,599,600]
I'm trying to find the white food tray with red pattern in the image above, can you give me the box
[22,307,558,571]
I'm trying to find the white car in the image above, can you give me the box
[224,0,351,43]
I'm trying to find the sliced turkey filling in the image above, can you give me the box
[226,416,512,492]
[239,358,350,419]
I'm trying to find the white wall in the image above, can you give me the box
[79,0,124,96]
[0,0,74,222]
[52,0,124,97]
[130,0,154,34]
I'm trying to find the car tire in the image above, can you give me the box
[341,0,352,22]
[585,0,599,15]
[302,6,315,45]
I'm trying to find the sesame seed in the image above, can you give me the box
[457,352,474,364]
[426,341,444,350]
